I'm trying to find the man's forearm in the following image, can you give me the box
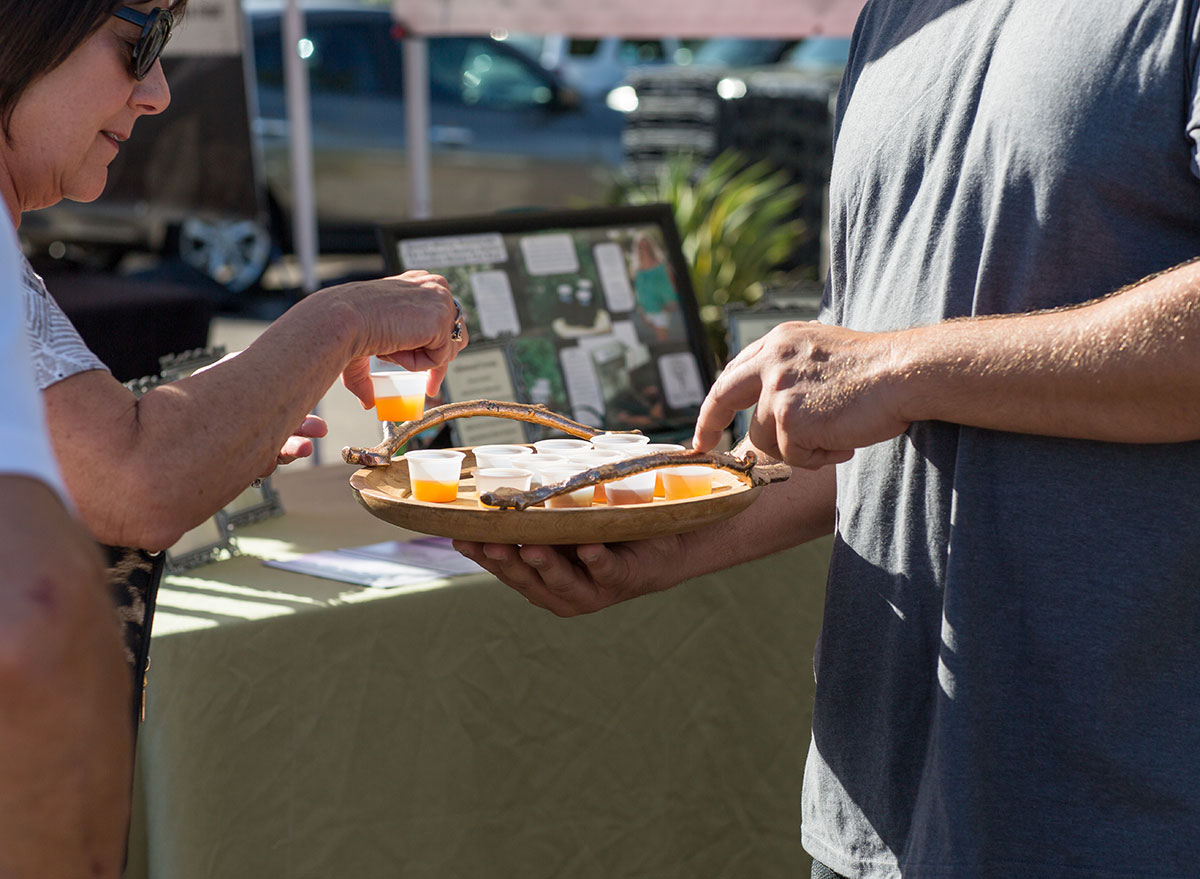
[894,259,1200,443]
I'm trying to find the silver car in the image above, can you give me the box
[248,2,625,240]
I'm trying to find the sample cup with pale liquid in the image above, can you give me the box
[538,465,596,509]
[404,449,465,503]
[661,465,716,500]
[589,433,651,452]
[532,438,593,455]
[474,467,533,508]
[604,469,657,506]
[520,452,566,488]
[472,444,535,471]
[565,448,626,503]
[370,370,429,422]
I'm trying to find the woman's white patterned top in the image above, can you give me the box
[20,255,109,390]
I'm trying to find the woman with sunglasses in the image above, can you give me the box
[0,0,469,837]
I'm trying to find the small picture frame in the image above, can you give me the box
[222,477,285,529]
[165,513,236,574]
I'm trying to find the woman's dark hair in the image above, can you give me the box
[0,0,186,140]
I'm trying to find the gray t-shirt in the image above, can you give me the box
[808,2,1200,877]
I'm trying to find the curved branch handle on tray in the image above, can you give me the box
[342,400,641,466]
[481,448,791,511]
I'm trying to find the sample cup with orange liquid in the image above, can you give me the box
[640,442,686,496]
[604,469,657,506]
[370,370,429,422]
[404,449,465,503]
[538,465,595,509]
[474,467,533,508]
[660,465,716,500]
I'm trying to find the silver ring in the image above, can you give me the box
[450,298,464,342]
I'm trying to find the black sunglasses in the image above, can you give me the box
[112,6,175,80]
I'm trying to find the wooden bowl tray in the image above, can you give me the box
[349,448,763,545]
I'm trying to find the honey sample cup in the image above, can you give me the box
[604,469,657,506]
[589,433,651,451]
[472,444,535,470]
[370,370,429,422]
[532,438,593,455]
[474,467,534,508]
[641,442,686,496]
[404,449,465,503]
[539,465,595,509]
[661,465,716,500]
[520,453,566,488]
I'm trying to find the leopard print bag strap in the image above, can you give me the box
[103,545,165,735]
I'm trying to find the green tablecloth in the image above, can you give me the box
[124,466,830,879]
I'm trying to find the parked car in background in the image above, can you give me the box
[248,3,624,246]
[23,1,626,294]
[503,33,693,99]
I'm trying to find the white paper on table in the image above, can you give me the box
[264,538,484,589]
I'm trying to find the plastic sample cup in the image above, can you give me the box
[661,466,716,500]
[641,442,686,496]
[532,438,593,455]
[589,433,651,451]
[566,449,626,503]
[404,449,465,503]
[472,444,535,471]
[474,467,533,508]
[370,370,429,422]
[604,469,657,506]
[539,465,595,509]
[521,453,566,488]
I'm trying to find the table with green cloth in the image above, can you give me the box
[123,465,830,879]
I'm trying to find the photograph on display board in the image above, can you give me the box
[379,206,714,441]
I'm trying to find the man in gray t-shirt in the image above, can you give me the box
[457,1,1200,876]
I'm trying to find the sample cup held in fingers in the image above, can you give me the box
[371,370,429,423]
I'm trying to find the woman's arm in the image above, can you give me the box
[0,478,130,877]
[694,259,1200,466]
[43,272,464,549]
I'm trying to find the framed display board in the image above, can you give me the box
[379,205,716,445]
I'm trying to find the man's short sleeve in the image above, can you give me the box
[1187,1,1200,178]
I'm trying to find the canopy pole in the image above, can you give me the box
[283,0,320,294]
[402,33,433,219]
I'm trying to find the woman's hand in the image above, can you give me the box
[331,271,469,407]
[254,414,328,480]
